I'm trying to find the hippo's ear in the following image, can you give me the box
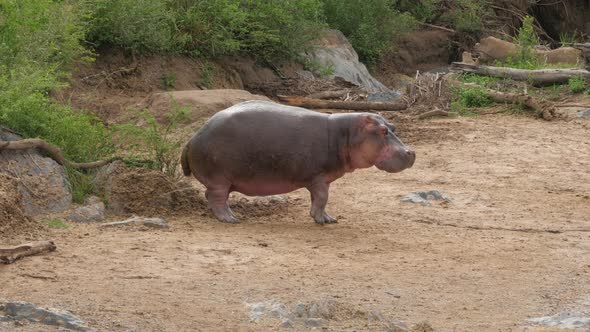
[361,115,379,131]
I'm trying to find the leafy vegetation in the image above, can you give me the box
[397,0,486,33]
[0,0,113,163]
[322,0,416,64]
[43,218,70,229]
[114,104,189,179]
[568,75,587,94]
[85,0,326,59]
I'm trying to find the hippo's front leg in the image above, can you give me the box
[307,177,337,225]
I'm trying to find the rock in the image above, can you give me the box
[296,70,315,81]
[144,89,270,125]
[474,36,583,65]
[401,190,452,207]
[0,128,72,216]
[0,300,94,331]
[246,299,290,322]
[528,312,590,329]
[99,217,168,229]
[367,90,402,102]
[304,318,324,327]
[306,29,392,94]
[576,109,590,118]
[69,201,105,223]
[280,319,293,328]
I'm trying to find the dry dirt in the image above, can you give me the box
[1,114,589,331]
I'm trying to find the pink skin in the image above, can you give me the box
[182,101,415,225]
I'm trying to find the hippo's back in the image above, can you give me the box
[186,101,332,184]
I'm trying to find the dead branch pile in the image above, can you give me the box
[402,72,453,118]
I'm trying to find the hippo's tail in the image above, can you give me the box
[181,143,192,176]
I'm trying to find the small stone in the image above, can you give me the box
[99,217,168,229]
[83,196,102,205]
[69,202,105,223]
[280,319,293,328]
[293,303,307,318]
[304,318,324,327]
[576,109,590,118]
[367,90,402,102]
[401,190,452,206]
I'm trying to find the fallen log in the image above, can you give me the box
[450,62,590,86]
[0,138,120,169]
[481,90,557,120]
[277,95,407,111]
[306,89,352,100]
[0,241,56,264]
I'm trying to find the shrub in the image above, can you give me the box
[568,75,587,94]
[322,0,417,64]
[173,0,325,59]
[0,0,113,163]
[85,0,175,53]
[114,104,189,179]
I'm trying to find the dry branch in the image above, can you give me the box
[450,62,590,86]
[419,22,456,33]
[277,95,407,111]
[416,109,450,119]
[0,241,56,264]
[0,138,120,169]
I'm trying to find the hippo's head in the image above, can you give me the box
[348,114,415,173]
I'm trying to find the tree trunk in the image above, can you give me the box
[277,95,407,111]
[450,62,590,86]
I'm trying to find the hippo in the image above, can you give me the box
[181,100,415,224]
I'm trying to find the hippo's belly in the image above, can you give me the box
[231,179,304,196]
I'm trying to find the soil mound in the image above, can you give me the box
[94,161,206,216]
[0,174,45,244]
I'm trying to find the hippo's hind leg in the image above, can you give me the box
[205,184,239,224]
[307,177,337,225]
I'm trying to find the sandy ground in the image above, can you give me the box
[1,114,589,331]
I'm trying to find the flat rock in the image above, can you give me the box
[247,299,289,322]
[0,300,94,331]
[367,90,402,102]
[528,312,590,330]
[576,109,590,118]
[0,128,72,216]
[401,190,452,207]
[144,89,270,125]
[99,216,168,229]
[69,202,105,223]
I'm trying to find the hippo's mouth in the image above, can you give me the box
[375,150,415,173]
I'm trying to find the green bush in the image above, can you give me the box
[114,105,189,179]
[0,0,113,163]
[322,0,417,64]
[568,75,587,94]
[439,0,484,33]
[85,0,175,53]
[85,0,325,59]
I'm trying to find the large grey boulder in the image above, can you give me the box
[306,29,393,95]
[0,128,72,216]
